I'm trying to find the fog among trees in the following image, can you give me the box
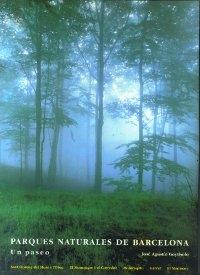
[0,0,198,195]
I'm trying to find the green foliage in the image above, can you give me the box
[104,176,134,192]
[107,99,139,119]
[46,108,77,128]
[156,157,189,178]
[114,134,193,183]
[1,98,35,153]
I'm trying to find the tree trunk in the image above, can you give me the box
[198,176,200,274]
[0,140,1,164]
[138,58,144,192]
[86,75,92,184]
[35,30,42,185]
[19,118,23,183]
[173,117,178,193]
[47,60,63,184]
[151,77,158,193]
[151,107,158,193]
[95,0,105,192]
[41,46,51,182]
[48,124,60,184]
[24,118,30,171]
[59,129,63,178]
[136,12,148,192]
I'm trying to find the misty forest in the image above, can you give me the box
[0,0,199,273]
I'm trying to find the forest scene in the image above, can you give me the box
[0,0,199,274]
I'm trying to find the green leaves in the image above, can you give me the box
[114,132,195,183]
[156,157,189,178]
[103,176,134,192]
[107,99,139,119]
[45,108,77,128]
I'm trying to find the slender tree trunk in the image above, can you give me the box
[136,12,148,192]
[0,139,1,164]
[41,49,51,182]
[47,60,63,184]
[86,75,92,184]
[35,29,42,185]
[59,129,63,178]
[173,117,178,193]
[41,96,47,181]
[198,176,200,274]
[24,118,30,171]
[19,118,23,183]
[48,124,60,184]
[138,58,144,192]
[95,0,104,192]
[151,107,158,192]
[151,77,158,193]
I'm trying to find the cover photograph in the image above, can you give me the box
[0,0,199,274]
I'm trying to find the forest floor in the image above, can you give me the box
[0,180,197,273]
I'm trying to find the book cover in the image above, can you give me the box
[0,0,199,274]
